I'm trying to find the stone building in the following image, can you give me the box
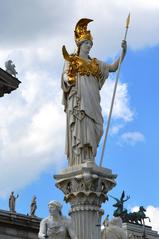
[123,222,159,239]
[0,209,40,239]
[0,67,21,97]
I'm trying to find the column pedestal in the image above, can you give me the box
[54,161,117,239]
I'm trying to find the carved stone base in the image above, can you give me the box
[54,161,117,239]
[123,222,159,239]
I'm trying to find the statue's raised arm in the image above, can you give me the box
[108,40,127,72]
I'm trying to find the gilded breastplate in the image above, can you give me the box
[62,46,100,84]
[67,55,100,84]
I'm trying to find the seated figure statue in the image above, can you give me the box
[38,200,77,239]
[101,217,127,239]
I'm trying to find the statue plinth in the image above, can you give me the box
[54,161,117,239]
[123,223,159,239]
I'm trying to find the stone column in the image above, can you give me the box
[54,162,116,239]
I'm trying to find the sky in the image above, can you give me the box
[0,0,159,233]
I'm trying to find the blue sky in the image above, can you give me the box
[0,0,159,232]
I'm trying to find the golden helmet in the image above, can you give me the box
[74,18,93,46]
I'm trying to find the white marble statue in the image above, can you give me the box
[30,196,37,216]
[5,60,18,77]
[61,18,127,166]
[9,191,19,212]
[101,217,127,239]
[38,200,77,239]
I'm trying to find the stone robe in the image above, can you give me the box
[38,216,76,239]
[62,59,110,166]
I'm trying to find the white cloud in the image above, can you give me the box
[0,1,159,54]
[131,206,159,233]
[110,124,124,135]
[120,131,145,146]
[0,46,67,197]
[101,78,133,122]
[146,206,159,232]
[0,98,66,198]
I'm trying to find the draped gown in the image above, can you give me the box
[61,57,110,166]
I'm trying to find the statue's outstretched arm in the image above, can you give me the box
[108,40,127,72]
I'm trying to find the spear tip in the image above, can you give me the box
[126,13,131,28]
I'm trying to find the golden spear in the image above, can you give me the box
[99,14,130,167]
